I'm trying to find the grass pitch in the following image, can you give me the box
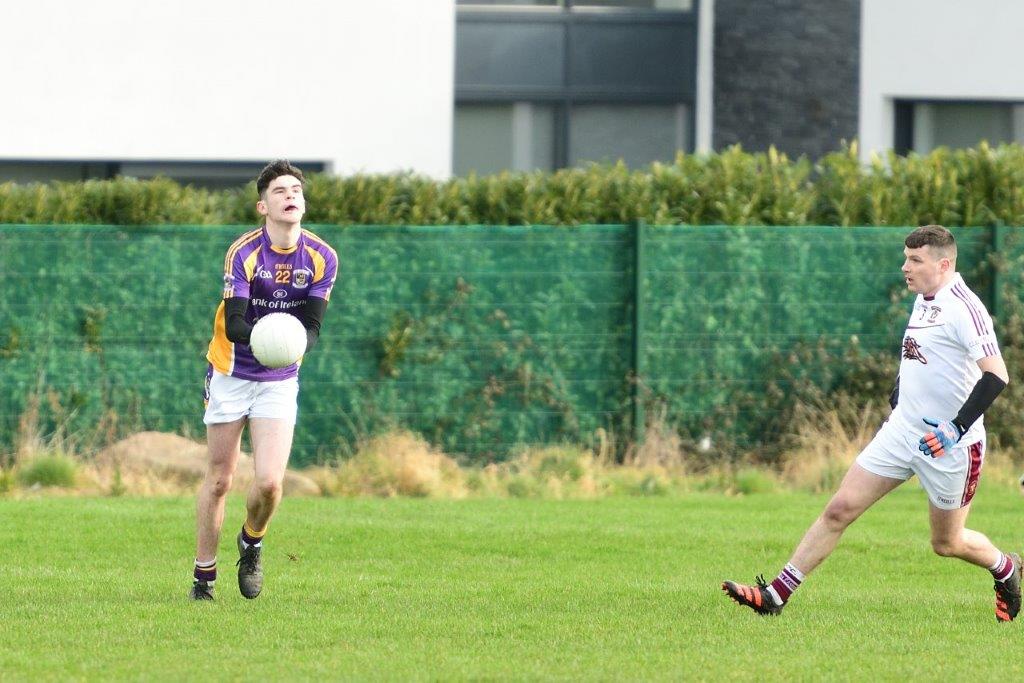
[3,482,1023,680]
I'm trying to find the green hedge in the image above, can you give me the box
[3,143,1024,227]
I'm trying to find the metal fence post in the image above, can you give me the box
[632,220,646,445]
[992,223,1004,322]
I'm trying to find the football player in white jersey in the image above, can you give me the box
[723,225,1020,621]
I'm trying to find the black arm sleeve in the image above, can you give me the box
[953,371,1007,433]
[224,297,253,345]
[889,376,900,409]
[302,296,329,353]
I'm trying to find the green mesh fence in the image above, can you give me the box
[0,224,1004,465]
[640,226,993,449]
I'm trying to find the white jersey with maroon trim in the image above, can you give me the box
[890,273,1000,444]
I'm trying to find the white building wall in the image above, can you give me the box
[2,0,455,177]
[860,0,1024,160]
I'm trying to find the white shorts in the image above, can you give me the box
[203,368,299,425]
[855,421,984,510]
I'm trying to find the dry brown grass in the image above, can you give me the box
[307,431,468,498]
[491,445,605,499]
[976,451,1024,490]
[6,395,1024,500]
[625,406,690,472]
[781,397,887,493]
[12,386,45,467]
[308,426,688,500]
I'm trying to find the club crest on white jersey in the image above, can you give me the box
[890,273,999,443]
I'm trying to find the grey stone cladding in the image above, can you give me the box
[713,0,860,159]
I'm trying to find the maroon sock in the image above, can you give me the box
[769,563,804,604]
[992,553,1015,582]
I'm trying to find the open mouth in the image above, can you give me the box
[284,204,298,212]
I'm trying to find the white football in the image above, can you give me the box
[250,312,306,369]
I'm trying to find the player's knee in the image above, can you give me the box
[931,537,959,557]
[821,498,858,529]
[207,472,233,498]
[255,477,283,500]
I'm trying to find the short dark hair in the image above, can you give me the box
[256,159,305,198]
[905,224,957,259]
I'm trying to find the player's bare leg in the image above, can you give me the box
[246,417,295,532]
[788,464,904,573]
[930,503,1021,621]
[930,503,1000,566]
[723,463,903,614]
[192,417,245,600]
[234,417,294,599]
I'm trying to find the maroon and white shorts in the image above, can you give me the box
[856,421,984,510]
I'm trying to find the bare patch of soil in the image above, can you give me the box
[87,432,320,496]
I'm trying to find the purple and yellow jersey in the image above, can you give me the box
[206,226,338,381]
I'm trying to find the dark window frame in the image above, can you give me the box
[893,98,1024,155]
[456,0,699,171]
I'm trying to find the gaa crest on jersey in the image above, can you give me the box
[293,270,310,288]
[902,336,927,364]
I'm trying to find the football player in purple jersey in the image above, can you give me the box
[190,160,338,601]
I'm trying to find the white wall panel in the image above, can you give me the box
[2,1,455,177]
